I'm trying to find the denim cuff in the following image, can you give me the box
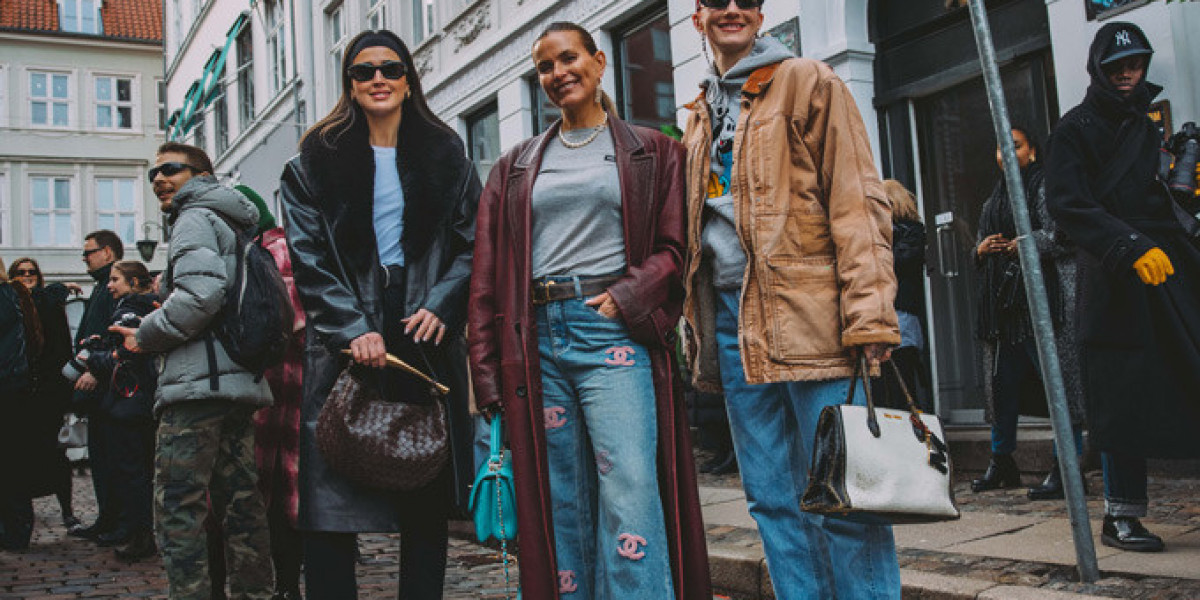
[1105,498,1148,518]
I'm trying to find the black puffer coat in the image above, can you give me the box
[1045,22,1200,458]
[280,113,480,531]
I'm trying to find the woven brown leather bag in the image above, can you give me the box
[316,365,448,491]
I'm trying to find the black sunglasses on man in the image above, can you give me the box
[148,161,200,183]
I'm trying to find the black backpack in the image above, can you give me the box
[210,211,294,376]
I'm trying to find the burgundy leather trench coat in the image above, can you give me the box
[468,114,712,599]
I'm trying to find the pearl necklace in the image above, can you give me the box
[558,112,609,149]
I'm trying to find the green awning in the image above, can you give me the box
[171,12,249,139]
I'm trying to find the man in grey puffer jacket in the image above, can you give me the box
[113,142,274,599]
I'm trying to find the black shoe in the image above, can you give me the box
[96,528,131,547]
[62,514,83,530]
[1027,467,1089,501]
[69,522,111,541]
[115,531,157,562]
[699,449,732,474]
[1101,515,1164,552]
[707,451,739,475]
[971,454,1021,492]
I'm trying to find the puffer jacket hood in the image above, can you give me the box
[1084,22,1161,119]
[168,175,260,231]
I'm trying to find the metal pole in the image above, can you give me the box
[965,0,1100,583]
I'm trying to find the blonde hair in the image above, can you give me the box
[0,258,7,283]
[884,179,921,223]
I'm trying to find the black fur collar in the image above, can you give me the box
[298,111,472,262]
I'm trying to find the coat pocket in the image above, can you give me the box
[763,257,843,361]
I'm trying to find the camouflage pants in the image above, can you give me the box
[155,401,273,600]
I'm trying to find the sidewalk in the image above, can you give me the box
[699,470,1200,599]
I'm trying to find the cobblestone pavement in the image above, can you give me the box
[0,473,525,599]
[698,449,1200,600]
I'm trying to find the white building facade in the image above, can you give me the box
[0,0,167,281]
[163,0,1197,422]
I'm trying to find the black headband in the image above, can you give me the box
[346,33,405,67]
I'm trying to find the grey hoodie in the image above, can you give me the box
[700,36,795,289]
[137,175,272,414]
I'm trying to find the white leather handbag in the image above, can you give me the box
[801,357,960,524]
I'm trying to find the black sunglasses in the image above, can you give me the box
[698,0,764,9]
[346,61,407,82]
[14,269,38,276]
[82,247,105,258]
[148,161,199,183]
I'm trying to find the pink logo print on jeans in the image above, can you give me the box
[604,346,636,366]
[558,570,578,593]
[616,533,647,560]
[544,406,567,429]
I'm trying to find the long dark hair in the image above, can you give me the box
[301,29,455,148]
[534,22,618,114]
[7,257,44,289]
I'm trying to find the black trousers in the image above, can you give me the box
[87,413,123,530]
[302,266,450,599]
[110,418,155,533]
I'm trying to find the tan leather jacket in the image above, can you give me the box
[681,58,899,390]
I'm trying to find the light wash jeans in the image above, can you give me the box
[716,290,901,600]
[536,291,674,599]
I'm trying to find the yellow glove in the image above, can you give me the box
[1133,248,1174,285]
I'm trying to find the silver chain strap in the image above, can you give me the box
[495,449,512,599]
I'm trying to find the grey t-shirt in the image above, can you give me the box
[531,127,627,278]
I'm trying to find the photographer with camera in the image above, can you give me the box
[76,260,160,561]
[1046,22,1200,552]
[68,230,125,544]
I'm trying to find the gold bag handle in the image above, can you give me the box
[340,349,450,396]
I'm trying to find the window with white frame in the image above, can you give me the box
[157,80,167,131]
[213,81,229,156]
[30,176,74,247]
[171,0,184,53]
[367,0,387,31]
[413,0,434,44]
[236,26,255,131]
[193,109,207,155]
[328,3,348,102]
[95,178,139,244]
[266,1,289,93]
[30,71,71,128]
[0,174,8,247]
[59,0,103,34]
[95,75,135,130]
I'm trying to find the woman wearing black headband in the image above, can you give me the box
[280,30,480,599]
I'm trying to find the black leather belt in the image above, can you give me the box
[530,275,621,306]
[382,264,405,289]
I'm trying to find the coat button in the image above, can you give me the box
[515,386,527,398]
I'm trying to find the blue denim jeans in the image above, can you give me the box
[536,292,673,599]
[1102,453,1148,517]
[716,290,901,600]
[990,338,1084,458]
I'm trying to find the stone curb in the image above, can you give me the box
[705,543,1112,600]
[450,521,1111,599]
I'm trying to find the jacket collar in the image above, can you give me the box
[513,110,644,170]
[685,62,781,111]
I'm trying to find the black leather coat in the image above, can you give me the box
[280,114,481,531]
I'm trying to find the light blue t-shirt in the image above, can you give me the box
[373,146,405,266]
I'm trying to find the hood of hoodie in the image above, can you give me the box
[167,174,260,230]
[1084,22,1161,119]
[701,35,794,103]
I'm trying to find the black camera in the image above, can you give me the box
[62,336,107,383]
[1167,122,1200,199]
[115,313,143,329]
